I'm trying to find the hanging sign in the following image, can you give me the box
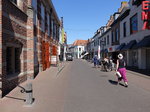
[142,1,150,30]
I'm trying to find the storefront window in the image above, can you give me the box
[131,50,138,67]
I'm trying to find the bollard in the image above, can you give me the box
[25,82,34,106]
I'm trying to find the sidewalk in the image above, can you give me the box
[0,65,64,112]
[84,59,150,92]
[126,67,150,78]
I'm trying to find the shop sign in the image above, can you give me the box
[51,55,57,64]
[142,1,150,30]
[109,47,112,51]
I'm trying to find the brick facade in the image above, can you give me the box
[0,0,60,97]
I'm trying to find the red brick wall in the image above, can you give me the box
[35,0,59,71]
[0,0,60,97]
[1,0,28,96]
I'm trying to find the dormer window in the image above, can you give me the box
[132,0,143,6]
[113,12,120,20]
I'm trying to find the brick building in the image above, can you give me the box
[0,0,60,97]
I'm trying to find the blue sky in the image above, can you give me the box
[52,0,128,44]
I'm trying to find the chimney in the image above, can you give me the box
[118,1,128,12]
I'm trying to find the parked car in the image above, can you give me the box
[66,52,73,61]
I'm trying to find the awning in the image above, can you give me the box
[84,52,89,56]
[100,49,108,53]
[122,40,137,50]
[116,43,126,51]
[133,36,150,49]
[81,52,89,58]
[81,51,86,55]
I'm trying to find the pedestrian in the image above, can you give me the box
[109,57,113,71]
[103,57,109,71]
[97,57,101,68]
[116,53,128,87]
[93,55,98,68]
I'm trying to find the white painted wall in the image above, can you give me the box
[120,2,150,44]
[119,1,150,69]
[77,46,85,58]
[99,29,112,52]
[71,45,86,59]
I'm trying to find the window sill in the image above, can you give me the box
[130,31,138,35]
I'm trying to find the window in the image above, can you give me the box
[115,28,119,42]
[53,22,56,39]
[104,37,106,46]
[97,39,99,46]
[131,50,138,67]
[7,47,13,74]
[107,35,109,45]
[123,22,126,37]
[15,48,20,72]
[51,20,53,37]
[6,47,21,75]
[112,31,114,43]
[45,9,48,32]
[130,14,138,34]
[32,0,37,25]
[79,48,81,51]
[32,0,37,9]
[37,0,41,20]
[49,9,52,36]
[56,25,59,41]
[47,14,50,36]
[94,40,96,46]
[41,4,45,32]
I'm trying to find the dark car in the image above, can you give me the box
[66,52,73,61]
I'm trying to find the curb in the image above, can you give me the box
[127,70,150,79]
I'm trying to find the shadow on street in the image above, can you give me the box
[108,80,118,85]
[5,96,25,102]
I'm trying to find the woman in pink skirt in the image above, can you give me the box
[116,53,128,87]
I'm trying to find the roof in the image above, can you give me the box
[73,40,88,46]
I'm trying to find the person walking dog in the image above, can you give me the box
[116,53,128,87]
